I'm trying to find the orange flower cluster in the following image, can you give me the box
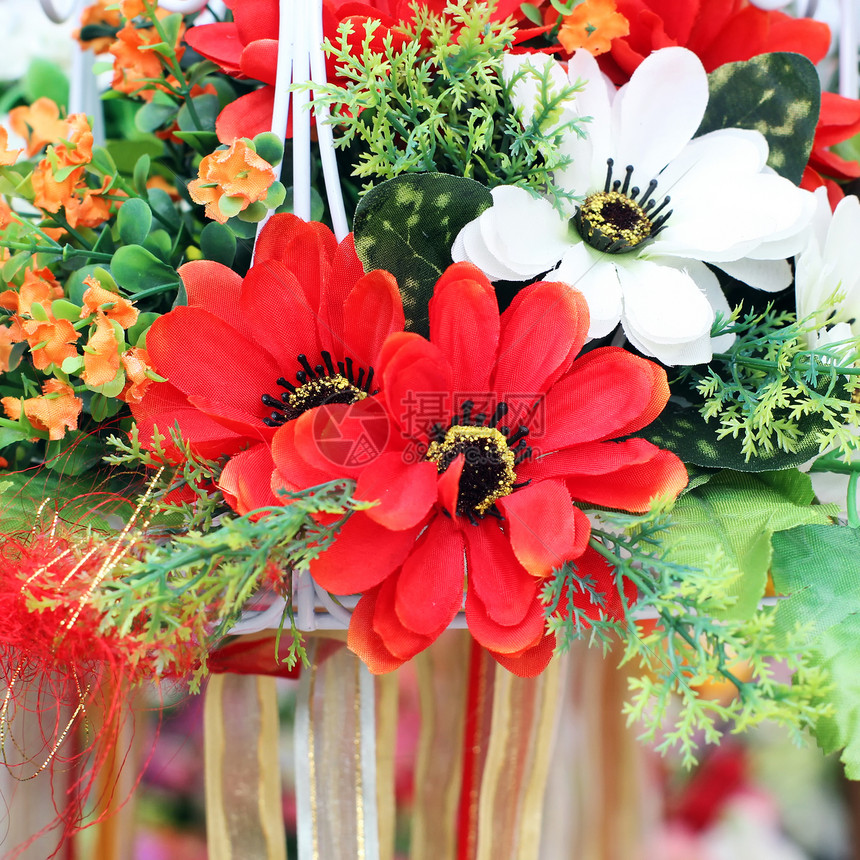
[75,0,122,52]
[1,379,82,441]
[109,12,186,101]
[16,109,121,230]
[558,0,629,55]
[188,139,276,224]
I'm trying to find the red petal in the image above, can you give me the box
[310,511,422,594]
[498,480,588,578]
[178,260,253,339]
[186,393,274,443]
[493,281,588,395]
[348,587,407,674]
[395,514,464,635]
[437,452,463,517]
[239,39,279,85]
[489,633,555,678]
[219,444,278,515]
[536,347,669,451]
[374,573,441,660]
[465,583,546,655]
[185,23,244,76]
[270,418,337,492]
[216,86,276,143]
[355,452,437,530]
[380,335,453,441]
[147,307,280,425]
[816,92,860,147]
[465,523,538,626]
[239,261,324,367]
[226,0,280,44]
[341,270,405,369]
[429,264,499,392]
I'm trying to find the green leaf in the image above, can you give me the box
[0,469,137,533]
[177,94,220,133]
[171,130,220,155]
[117,197,153,246]
[111,244,179,292]
[353,174,493,335]
[143,229,173,262]
[641,400,828,471]
[770,525,860,776]
[106,140,161,176]
[52,300,82,322]
[23,59,69,111]
[520,3,544,25]
[697,52,820,184]
[135,100,178,134]
[0,425,31,449]
[252,132,284,166]
[200,221,237,266]
[662,470,837,620]
[45,431,106,476]
[90,146,117,177]
[133,153,152,195]
[147,187,182,231]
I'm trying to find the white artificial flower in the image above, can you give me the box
[795,186,860,351]
[453,47,816,365]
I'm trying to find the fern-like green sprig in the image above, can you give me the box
[683,305,860,461]
[310,0,586,195]
[541,508,832,766]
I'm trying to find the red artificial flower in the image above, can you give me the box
[271,264,688,677]
[130,213,405,515]
[595,0,830,83]
[185,0,522,142]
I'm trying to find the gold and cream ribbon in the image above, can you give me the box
[204,673,287,860]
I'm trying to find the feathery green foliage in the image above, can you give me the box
[542,508,832,766]
[312,0,587,196]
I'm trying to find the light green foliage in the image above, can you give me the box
[96,480,365,687]
[686,305,860,461]
[312,1,586,194]
[542,508,833,767]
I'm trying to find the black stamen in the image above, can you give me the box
[512,480,532,490]
[467,511,480,526]
[298,354,316,379]
[337,361,346,376]
[515,447,533,464]
[315,364,324,376]
[507,425,530,445]
[473,413,486,426]
[277,377,296,393]
[650,195,671,219]
[296,371,308,383]
[604,158,614,193]
[621,165,634,195]
[485,506,503,520]
[345,357,355,383]
[356,368,365,388]
[262,394,284,410]
[499,425,509,436]
[322,350,336,376]
[489,401,508,427]
[364,367,375,393]
[461,400,474,424]
[639,179,658,205]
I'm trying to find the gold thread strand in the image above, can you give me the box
[21,546,74,590]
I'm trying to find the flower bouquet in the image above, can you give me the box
[4,0,860,856]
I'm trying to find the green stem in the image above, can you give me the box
[713,352,860,376]
[0,241,113,262]
[848,472,859,529]
[126,282,181,301]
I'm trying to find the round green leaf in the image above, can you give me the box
[117,197,153,246]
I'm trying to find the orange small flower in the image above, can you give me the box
[119,346,152,403]
[119,0,148,17]
[22,317,80,370]
[64,180,115,230]
[558,0,629,56]
[188,140,276,224]
[2,379,83,441]
[54,114,94,168]
[0,127,21,166]
[17,266,64,317]
[0,326,19,372]
[9,98,68,157]
[109,19,185,101]
[81,314,121,387]
[31,159,85,214]
[75,0,122,52]
[81,278,139,329]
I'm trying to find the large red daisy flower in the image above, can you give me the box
[270,263,687,676]
[130,213,404,514]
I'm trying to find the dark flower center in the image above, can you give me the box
[261,350,377,426]
[426,400,532,523]
[572,158,672,253]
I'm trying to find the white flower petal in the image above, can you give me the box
[454,215,534,281]
[550,243,623,338]
[611,47,709,181]
[617,260,714,365]
[716,258,793,293]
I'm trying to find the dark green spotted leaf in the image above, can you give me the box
[353,174,493,335]
[697,52,820,184]
[641,400,827,471]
